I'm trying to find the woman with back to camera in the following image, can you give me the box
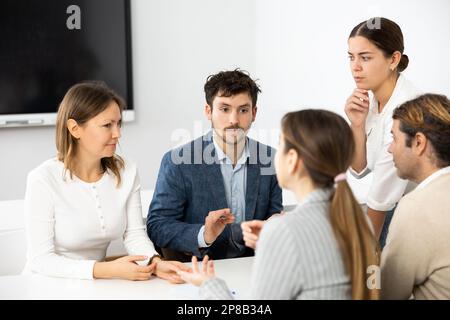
[23,81,189,281]
[177,109,380,300]
[345,17,420,245]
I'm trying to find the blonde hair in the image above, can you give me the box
[282,110,380,299]
[55,81,125,186]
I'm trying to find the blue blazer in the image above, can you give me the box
[147,132,283,260]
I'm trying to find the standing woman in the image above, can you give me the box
[23,81,188,281]
[178,110,380,300]
[345,17,420,244]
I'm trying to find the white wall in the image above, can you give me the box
[251,0,450,202]
[1,0,449,201]
[0,0,257,200]
[252,0,450,134]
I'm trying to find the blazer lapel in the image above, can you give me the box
[202,134,228,209]
[245,162,260,221]
[203,164,228,209]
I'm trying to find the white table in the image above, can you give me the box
[0,189,295,276]
[0,256,253,300]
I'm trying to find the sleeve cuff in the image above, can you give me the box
[200,277,234,300]
[348,166,371,179]
[83,260,97,280]
[367,198,397,212]
[197,225,211,248]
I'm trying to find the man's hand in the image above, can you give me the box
[204,208,235,245]
[241,212,284,249]
[241,220,265,249]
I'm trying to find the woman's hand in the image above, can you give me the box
[151,257,191,284]
[345,89,370,128]
[176,255,215,287]
[94,255,155,281]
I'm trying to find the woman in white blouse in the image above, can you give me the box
[345,17,420,245]
[23,81,189,281]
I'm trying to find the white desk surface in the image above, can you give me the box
[0,256,253,300]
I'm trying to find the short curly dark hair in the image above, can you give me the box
[204,69,261,108]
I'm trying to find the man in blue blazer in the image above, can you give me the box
[147,69,282,261]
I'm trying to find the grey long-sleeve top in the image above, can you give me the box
[200,188,351,300]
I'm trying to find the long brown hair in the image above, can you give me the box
[349,17,409,72]
[55,81,125,186]
[281,109,380,299]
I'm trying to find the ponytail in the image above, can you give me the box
[330,180,380,300]
[281,110,381,299]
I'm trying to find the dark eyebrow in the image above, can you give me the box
[348,51,374,55]
[217,103,251,109]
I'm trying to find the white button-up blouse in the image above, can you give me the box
[23,157,157,279]
[349,74,421,211]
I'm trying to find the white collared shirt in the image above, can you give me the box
[348,74,421,211]
[416,166,450,190]
[23,157,157,279]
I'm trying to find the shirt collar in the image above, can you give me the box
[416,166,450,190]
[292,188,332,211]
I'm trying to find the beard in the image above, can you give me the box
[393,159,416,182]
[212,123,249,146]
